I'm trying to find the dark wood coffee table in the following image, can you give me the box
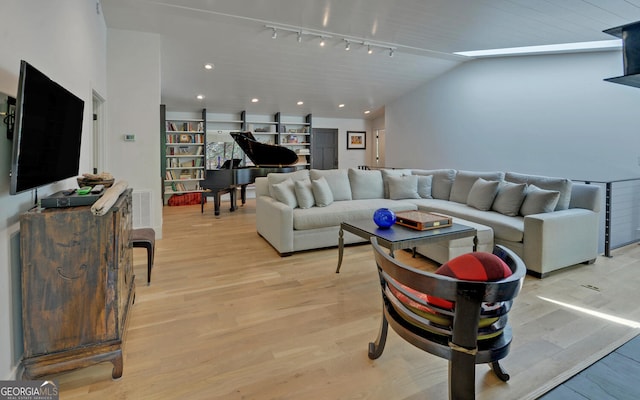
[336,219,477,273]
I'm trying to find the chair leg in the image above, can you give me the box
[146,244,153,285]
[368,313,389,360]
[489,361,510,382]
[449,350,476,400]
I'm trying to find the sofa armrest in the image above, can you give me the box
[256,195,294,255]
[523,209,599,276]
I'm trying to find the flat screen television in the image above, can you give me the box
[10,60,85,195]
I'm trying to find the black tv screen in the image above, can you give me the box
[10,60,84,195]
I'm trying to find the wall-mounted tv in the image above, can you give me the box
[10,60,84,195]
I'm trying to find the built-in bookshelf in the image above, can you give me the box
[161,106,206,200]
[277,113,312,167]
[205,110,312,169]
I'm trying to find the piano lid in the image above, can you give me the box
[230,132,298,167]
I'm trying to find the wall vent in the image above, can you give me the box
[132,190,152,228]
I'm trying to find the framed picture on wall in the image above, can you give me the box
[347,131,366,149]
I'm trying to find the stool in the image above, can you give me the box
[131,228,155,285]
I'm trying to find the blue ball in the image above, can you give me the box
[373,208,396,229]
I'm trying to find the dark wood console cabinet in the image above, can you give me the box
[19,189,135,379]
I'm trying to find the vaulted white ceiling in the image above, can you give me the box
[101,0,640,118]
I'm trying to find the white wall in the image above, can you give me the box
[0,0,107,379]
[314,117,369,169]
[386,50,640,180]
[107,29,163,236]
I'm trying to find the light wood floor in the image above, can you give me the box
[55,199,640,400]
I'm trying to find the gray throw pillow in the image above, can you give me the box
[311,176,334,207]
[466,178,500,211]
[271,178,298,208]
[417,175,433,199]
[294,179,315,209]
[492,182,527,216]
[381,169,413,198]
[267,169,310,198]
[387,175,420,200]
[520,184,560,216]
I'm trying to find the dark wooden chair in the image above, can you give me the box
[368,237,526,400]
[131,228,155,285]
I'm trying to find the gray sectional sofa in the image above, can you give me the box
[254,168,601,277]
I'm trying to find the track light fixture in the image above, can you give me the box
[265,24,397,57]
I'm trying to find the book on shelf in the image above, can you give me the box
[166,121,204,132]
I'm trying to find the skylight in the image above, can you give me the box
[455,39,621,58]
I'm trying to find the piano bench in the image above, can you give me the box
[131,228,155,285]
[201,188,233,216]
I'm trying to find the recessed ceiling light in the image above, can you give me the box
[297,101,304,105]
[204,63,214,70]
[251,98,259,103]
[364,110,371,114]
[338,104,345,108]
[196,94,205,100]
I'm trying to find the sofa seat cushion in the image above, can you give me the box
[293,199,417,231]
[408,199,524,242]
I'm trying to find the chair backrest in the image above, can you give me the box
[371,237,525,356]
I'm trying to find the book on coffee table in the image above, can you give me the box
[395,211,452,231]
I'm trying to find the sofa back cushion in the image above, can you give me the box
[310,169,352,201]
[348,168,384,199]
[449,170,505,204]
[505,172,572,211]
[411,169,456,200]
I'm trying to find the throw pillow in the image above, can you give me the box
[311,176,334,207]
[310,169,352,201]
[449,171,504,204]
[267,169,310,198]
[294,179,315,209]
[427,252,513,310]
[387,175,420,200]
[466,178,500,211]
[492,181,527,216]
[519,184,560,216]
[417,175,433,199]
[348,168,384,199]
[381,169,413,198]
[271,178,298,208]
